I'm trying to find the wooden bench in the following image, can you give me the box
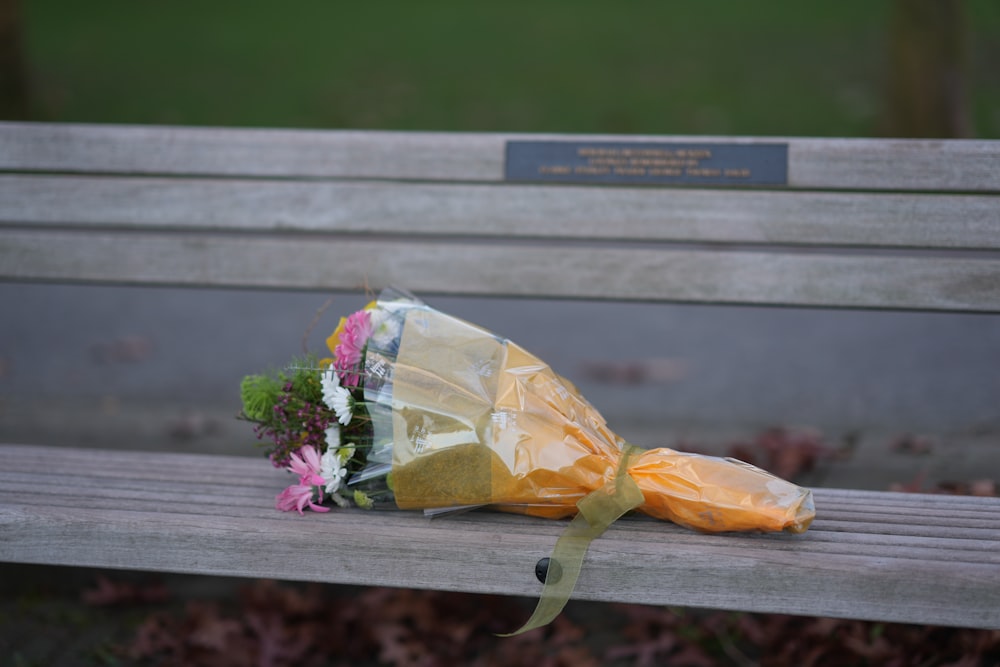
[1,122,999,630]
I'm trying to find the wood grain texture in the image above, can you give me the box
[2,122,998,192]
[2,229,998,311]
[1,444,998,629]
[3,174,999,250]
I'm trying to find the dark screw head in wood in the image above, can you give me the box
[535,557,562,584]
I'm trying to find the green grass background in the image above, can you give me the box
[17,1,1000,136]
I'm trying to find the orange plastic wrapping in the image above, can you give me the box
[379,300,814,535]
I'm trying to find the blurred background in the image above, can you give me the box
[3,0,999,137]
[1,0,999,491]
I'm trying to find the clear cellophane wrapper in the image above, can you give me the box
[361,293,814,534]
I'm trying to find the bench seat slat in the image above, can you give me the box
[7,443,1000,545]
[5,470,999,543]
[0,443,278,485]
[1,122,998,192]
[2,445,998,629]
[2,229,998,311]
[4,488,998,565]
[3,174,999,250]
[7,469,998,536]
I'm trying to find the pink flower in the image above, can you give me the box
[275,445,330,514]
[276,483,330,515]
[287,446,326,487]
[334,309,373,387]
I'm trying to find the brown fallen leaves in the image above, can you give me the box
[82,574,170,607]
[726,427,834,482]
[609,605,1000,667]
[122,581,600,667]
[891,473,997,497]
[108,578,1000,667]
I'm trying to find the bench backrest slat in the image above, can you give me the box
[2,122,999,192]
[1,122,998,312]
[2,175,999,250]
[3,230,998,311]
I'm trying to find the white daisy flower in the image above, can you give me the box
[324,424,341,449]
[320,367,341,411]
[319,448,348,495]
[330,386,354,426]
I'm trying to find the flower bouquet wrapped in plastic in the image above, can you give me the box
[240,289,815,632]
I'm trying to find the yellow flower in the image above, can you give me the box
[325,316,347,357]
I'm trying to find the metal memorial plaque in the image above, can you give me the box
[505,140,788,187]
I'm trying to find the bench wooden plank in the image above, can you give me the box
[1,444,998,629]
[5,479,990,560]
[3,175,999,250]
[2,122,998,192]
[2,229,998,311]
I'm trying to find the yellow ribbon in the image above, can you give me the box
[501,444,646,636]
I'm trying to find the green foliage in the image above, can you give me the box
[239,373,282,423]
[240,355,324,424]
[286,355,324,406]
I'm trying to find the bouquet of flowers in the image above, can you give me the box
[240,289,815,633]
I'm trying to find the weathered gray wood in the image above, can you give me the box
[1,122,998,192]
[3,174,999,250]
[2,229,998,311]
[2,121,999,629]
[1,445,998,629]
[789,139,1000,192]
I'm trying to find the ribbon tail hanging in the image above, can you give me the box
[501,445,646,636]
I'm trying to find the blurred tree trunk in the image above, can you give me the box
[0,0,29,119]
[885,0,971,138]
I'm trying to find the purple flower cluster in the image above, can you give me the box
[253,381,334,468]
